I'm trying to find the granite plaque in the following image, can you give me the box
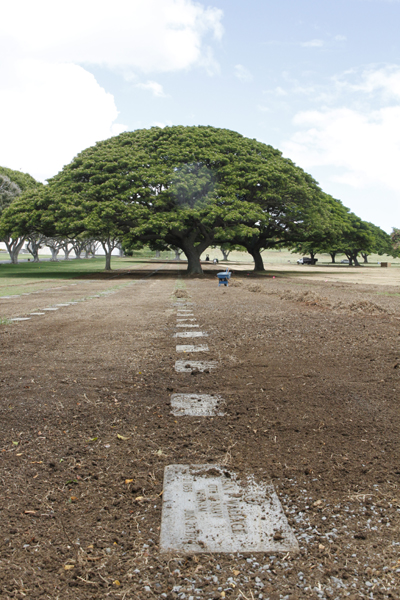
[160,465,299,554]
[170,394,224,416]
[176,344,209,353]
[174,331,208,338]
[175,360,217,372]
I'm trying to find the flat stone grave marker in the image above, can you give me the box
[177,318,196,322]
[173,303,194,307]
[176,323,199,328]
[170,394,224,416]
[160,464,299,554]
[56,304,71,306]
[174,331,208,338]
[177,311,194,316]
[176,344,209,353]
[30,312,45,316]
[175,360,217,373]
[11,317,31,321]
[42,308,59,311]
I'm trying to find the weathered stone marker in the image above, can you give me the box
[174,331,208,338]
[175,360,217,372]
[10,317,31,321]
[176,323,199,328]
[176,344,209,353]
[170,394,224,416]
[160,465,299,554]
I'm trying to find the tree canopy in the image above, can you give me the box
[2,127,396,271]
[9,126,338,272]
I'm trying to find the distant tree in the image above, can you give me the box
[0,167,43,263]
[287,194,352,265]
[390,228,400,257]
[26,233,45,262]
[359,223,393,263]
[45,237,64,261]
[0,174,25,263]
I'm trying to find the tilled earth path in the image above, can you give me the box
[0,275,399,600]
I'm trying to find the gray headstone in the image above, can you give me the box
[11,317,31,321]
[56,303,71,306]
[174,331,208,338]
[177,318,196,322]
[175,360,217,373]
[29,312,45,316]
[176,344,209,353]
[176,323,199,328]
[171,394,224,416]
[42,308,59,311]
[160,465,299,554]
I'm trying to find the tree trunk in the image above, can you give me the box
[27,236,42,263]
[75,248,82,259]
[105,252,112,270]
[49,248,59,261]
[101,240,115,270]
[221,248,230,261]
[119,246,124,257]
[329,252,336,263]
[181,244,203,275]
[174,249,181,260]
[361,252,368,264]
[63,248,72,260]
[5,237,25,264]
[248,247,265,271]
[155,250,161,258]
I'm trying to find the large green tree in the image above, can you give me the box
[16,126,336,274]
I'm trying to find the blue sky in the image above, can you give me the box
[1,0,400,231]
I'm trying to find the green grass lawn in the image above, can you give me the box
[0,257,146,296]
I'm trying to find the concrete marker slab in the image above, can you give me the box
[177,318,196,322]
[174,331,208,338]
[11,317,31,321]
[176,323,199,328]
[160,464,299,554]
[29,312,45,316]
[170,394,224,416]
[175,360,217,373]
[173,303,194,307]
[56,304,71,306]
[176,344,209,353]
[42,308,59,311]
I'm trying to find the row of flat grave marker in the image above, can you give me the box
[159,293,299,554]
[6,293,118,323]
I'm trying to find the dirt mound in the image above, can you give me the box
[174,289,190,298]
[247,283,263,292]
[341,300,387,314]
[229,279,243,288]
[280,289,331,307]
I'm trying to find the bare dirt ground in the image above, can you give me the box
[0,266,399,600]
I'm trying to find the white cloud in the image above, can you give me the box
[0,0,223,75]
[234,64,253,83]
[136,81,167,97]
[334,34,347,41]
[0,0,224,180]
[282,105,400,193]
[0,59,127,181]
[301,39,324,48]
